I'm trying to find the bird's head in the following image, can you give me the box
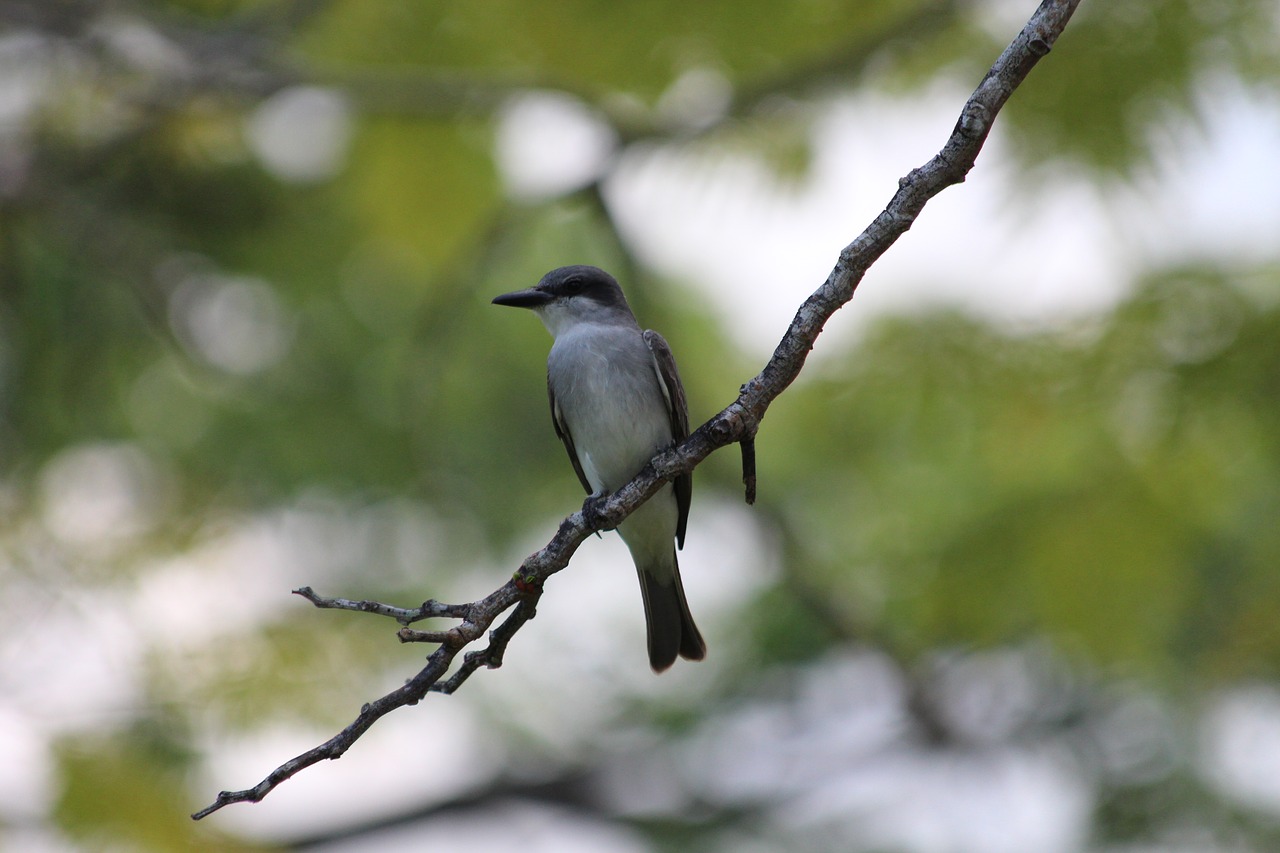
[492,265,633,337]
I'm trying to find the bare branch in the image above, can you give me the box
[193,0,1083,820]
[292,586,470,625]
[190,580,534,820]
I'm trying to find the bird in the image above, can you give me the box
[492,265,706,671]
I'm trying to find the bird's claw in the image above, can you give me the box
[582,492,615,534]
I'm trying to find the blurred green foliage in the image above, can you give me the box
[763,267,1280,681]
[3,0,1280,849]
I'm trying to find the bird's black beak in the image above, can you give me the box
[492,287,552,308]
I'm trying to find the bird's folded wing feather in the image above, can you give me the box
[549,382,593,495]
[643,329,692,549]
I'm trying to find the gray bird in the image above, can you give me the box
[493,265,706,671]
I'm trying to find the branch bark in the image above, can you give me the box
[193,0,1083,820]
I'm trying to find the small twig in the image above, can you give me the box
[740,437,758,505]
[193,0,1082,819]
[736,393,760,505]
[396,627,463,644]
[292,586,470,625]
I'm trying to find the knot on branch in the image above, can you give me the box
[709,404,756,446]
[897,167,927,189]
[956,101,990,138]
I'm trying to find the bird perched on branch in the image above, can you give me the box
[493,265,705,671]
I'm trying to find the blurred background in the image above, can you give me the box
[2,0,1280,850]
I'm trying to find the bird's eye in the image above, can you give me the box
[564,277,584,294]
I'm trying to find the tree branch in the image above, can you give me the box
[193,0,1083,820]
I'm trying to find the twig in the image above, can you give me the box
[740,437,758,505]
[193,0,1083,820]
[292,586,470,625]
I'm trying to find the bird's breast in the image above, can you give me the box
[548,326,673,492]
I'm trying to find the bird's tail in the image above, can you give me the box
[638,551,706,672]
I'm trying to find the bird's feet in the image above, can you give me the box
[582,491,616,534]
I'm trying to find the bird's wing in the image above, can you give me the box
[643,329,692,549]
[548,380,594,495]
